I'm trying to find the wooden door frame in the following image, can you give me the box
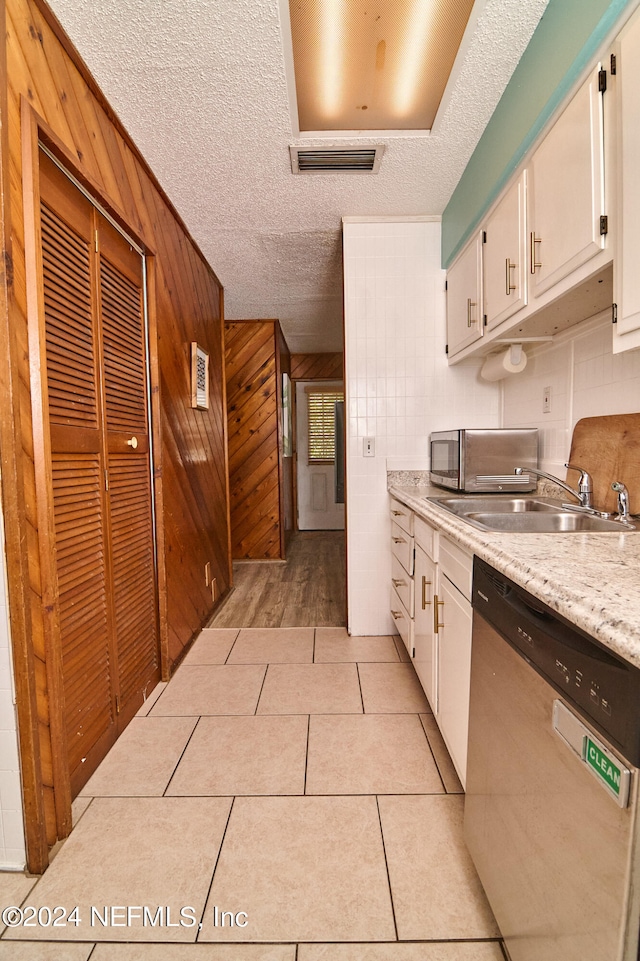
[0,12,49,873]
[11,99,169,868]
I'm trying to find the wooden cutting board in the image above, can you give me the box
[567,413,640,514]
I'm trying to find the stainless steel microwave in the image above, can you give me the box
[430,428,538,492]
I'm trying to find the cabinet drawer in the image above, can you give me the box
[391,521,414,576]
[390,583,414,657]
[414,514,437,560]
[391,552,414,617]
[390,497,413,536]
[439,536,472,601]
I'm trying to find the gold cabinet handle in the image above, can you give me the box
[392,577,405,588]
[421,576,432,611]
[530,233,542,273]
[391,509,405,517]
[505,258,516,294]
[391,610,404,621]
[466,297,477,328]
[433,594,444,634]
[392,536,406,544]
[127,436,139,449]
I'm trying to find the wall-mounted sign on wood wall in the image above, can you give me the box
[191,342,210,409]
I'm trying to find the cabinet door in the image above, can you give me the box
[390,584,414,657]
[436,574,472,788]
[446,231,484,356]
[614,11,640,352]
[528,66,605,298]
[484,173,527,330]
[413,545,438,713]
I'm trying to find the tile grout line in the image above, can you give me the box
[303,714,311,796]
[375,794,399,942]
[355,662,366,714]
[196,794,236,943]
[224,628,242,664]
[162,715,202,797]
[417,714,447,795]
[418,714,462,795]
[253,664,270,716]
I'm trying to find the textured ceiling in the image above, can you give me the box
[47,0,549,352]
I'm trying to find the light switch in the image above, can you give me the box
[363,437,375,457]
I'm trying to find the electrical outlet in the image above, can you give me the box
[211,577,217,602]
[363,437,375,457]
[543,386,551,414]
[205,561,211,586]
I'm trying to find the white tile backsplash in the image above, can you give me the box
[343,218,500,635]
[502,312,640,473]
[0,487,26,870]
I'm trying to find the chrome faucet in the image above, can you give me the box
[514,463,593,508]
[611,481,631,520]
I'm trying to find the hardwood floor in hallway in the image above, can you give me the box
[209,530,346,628]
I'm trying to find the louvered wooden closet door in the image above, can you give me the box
[40,153,116,793]
[97,214,159,715]
[38,151,159,797]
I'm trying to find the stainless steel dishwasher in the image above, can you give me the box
[465,557,640,961]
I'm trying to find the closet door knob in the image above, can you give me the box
[127,436,139,449]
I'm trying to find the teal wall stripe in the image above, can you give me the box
[441,0,636,268]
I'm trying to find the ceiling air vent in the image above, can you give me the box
[290,145,385,174]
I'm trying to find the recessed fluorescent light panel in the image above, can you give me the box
[289,0,474,132]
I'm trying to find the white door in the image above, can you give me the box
[296,380,345,530]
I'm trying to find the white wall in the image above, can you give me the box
[0,488,26,869]
[501,312,640,471]
[343,218,500,636]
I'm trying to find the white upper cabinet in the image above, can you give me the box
[484,172,527,330]
[446,229,483,356]
[614,9,640,352]
[528,65,606,298]
[446,58,616,363]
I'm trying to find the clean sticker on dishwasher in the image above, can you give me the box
[584,737,626,802]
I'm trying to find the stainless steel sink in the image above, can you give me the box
[430,496,561,514]
[465,512,634,532]
[426,495,638,532]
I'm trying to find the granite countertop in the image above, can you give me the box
[388,479,640,670]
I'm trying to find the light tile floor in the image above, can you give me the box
[0,627,502,959]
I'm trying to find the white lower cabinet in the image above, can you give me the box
[435,568,473,789]
[413,542,438,713]
[390,500,415,657]
[390,496,473,788]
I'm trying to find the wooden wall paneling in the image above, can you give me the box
[226,320,287,559]
[143,258,170,679]
[290,352,344,381]
[3,0,233,867]
[115,117,230,652]
[219,288,234,602]
[277,325,293,548]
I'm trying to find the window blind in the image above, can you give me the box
[307,389,344,464]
